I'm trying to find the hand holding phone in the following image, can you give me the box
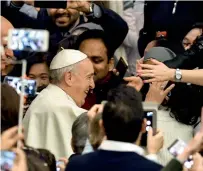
[147,128,164,154]
[34,0,67,9]
[1,126,24,151]
[141,110,157,146]
[115,57,128,79]
[168,139,194,169]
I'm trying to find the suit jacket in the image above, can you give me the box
[65,150,162,171]
[23,84,86,159]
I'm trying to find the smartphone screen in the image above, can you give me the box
[4,76,37,97]
[116,57,128,78]
[141,110,156,146]
[168,139,194,169]
[34,1,67,8]
[8,29,49,52]
[56,161,64,171]
[0,151,16,171]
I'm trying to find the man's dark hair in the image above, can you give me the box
[71,112,89,154]
[1,84,20,133]
[58,35,78,51]
[102,85,144,143]
[76,29,114,61]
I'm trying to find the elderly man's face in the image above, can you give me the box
[48,3,80,28]
[182,28,202,50]
[1,17,14,75]
[70,58,95,107]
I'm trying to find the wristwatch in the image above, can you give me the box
[88,3,102,18]
[175,68,182,82]
[89,3,94,13]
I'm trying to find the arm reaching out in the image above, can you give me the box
[138,59,203,86]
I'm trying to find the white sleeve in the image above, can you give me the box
[8,1,38,19]
[19,4,38,19]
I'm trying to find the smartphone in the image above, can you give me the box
[116,57,128,78]
[8,29,49,52]
[168,139,194,169]
[4,76,37,97]
[56,161,64,171]
[141,110,157,146]
[0,151,16,171]
[34,1,67,9]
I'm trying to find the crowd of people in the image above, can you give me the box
[1,1,203,171]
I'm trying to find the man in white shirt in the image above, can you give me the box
[23,49,95,159]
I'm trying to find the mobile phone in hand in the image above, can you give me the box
[116,57,128,79]
[168,139,194,169]
[140,110,157,146]
[1,151,16,171]
[34,0,67,9]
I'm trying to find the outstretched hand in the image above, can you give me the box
[137,59,175,83]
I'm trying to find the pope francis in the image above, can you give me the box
[23,49,95,159]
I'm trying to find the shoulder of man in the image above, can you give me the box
[66,151,100,171]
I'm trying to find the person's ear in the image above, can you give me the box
[108,58,114,71]
[99,119,105,135]
[71,137,76,153]
[141,118,147,134]
[64,72,73,86]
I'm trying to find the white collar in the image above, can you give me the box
[98,140,144,156]
[46,84,77,106]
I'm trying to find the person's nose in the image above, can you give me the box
[5,49,14,58]
[36,78,43,88]
[90,77,95,89]
[57,8,66,14]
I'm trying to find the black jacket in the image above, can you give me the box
[2,3,128,61]
[138,1,203,56]
[66,150,163,171]
[38,5,128,58]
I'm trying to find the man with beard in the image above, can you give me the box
[6,0,128,60]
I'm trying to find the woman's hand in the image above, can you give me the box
[137,59,175,83]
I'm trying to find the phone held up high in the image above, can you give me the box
[34,0,67,9]
[168,139,194,169]
[8,29,49,52]
[4,76,37,97]
[115,57,128,79]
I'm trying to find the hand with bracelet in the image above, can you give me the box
[137,59,203,86]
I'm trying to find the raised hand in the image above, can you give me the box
[145,81,175,105]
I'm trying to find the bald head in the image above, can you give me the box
[1,16,14,74]
[1,16,14,39]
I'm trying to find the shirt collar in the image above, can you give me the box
[46,84,77,106]
[98,140,144,156]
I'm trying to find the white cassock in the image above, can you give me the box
[23,84,86,159]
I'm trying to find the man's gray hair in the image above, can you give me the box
[49,63,77,84]
[72,112,89,154]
